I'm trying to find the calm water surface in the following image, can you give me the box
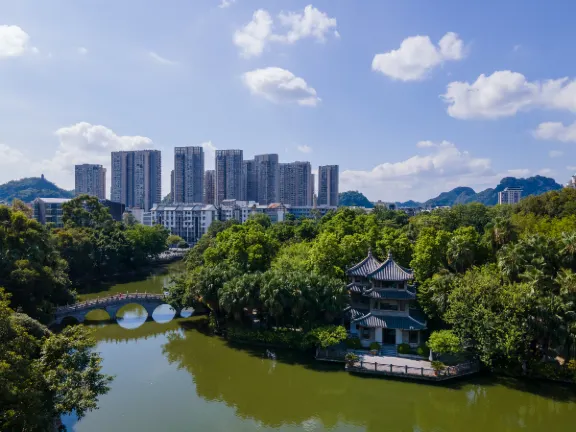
[63,263,576,432]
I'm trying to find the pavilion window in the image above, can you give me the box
[409,331,419,345]
[361,327,371,339]
[378,302,398,311]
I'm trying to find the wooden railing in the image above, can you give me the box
[346,359,479,381]
[55,293,165,313]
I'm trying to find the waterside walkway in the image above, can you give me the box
[316,348,480,381]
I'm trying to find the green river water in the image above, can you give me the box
[62,263,576,432]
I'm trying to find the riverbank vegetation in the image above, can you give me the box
[169,188,576,381]
[0,289,112,431]
[0,195,169,322]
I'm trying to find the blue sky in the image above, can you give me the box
[1,0,575,201]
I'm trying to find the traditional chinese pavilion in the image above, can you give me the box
[345,249,427,348]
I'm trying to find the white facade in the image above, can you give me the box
[151,203,217,245]
[498,187,522,205]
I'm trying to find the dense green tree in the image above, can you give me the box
[0,205,71,321]
[0,289,112,431]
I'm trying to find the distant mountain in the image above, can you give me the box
[340,176,564,209]
[0,176,74,203]
[338,191,374,208]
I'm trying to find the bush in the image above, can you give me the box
[345,337,362,349]
[345,352,359,365]
[398,343,411,354]
[427,330,462,355]
[369,341,381,351]
[431,360,446,372]
[303,325,347,348]
[416,345,430,357]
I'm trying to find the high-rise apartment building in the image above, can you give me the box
[243,159,258,202]
[173,147,204,203]
[318,165,339,206]
[279,161,313,206]
[74,164,106,199]
[498,187,522,205]
[111,150,161,211]
[215,150,243,205]
[255,154,279,204]
[204,170,216,205]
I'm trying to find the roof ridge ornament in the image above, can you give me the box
[387,250,393,259]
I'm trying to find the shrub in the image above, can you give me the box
[369,341,381,351]
[427,330,462,355]
[303,325,348,348]
[345,352,359,365]
[431,360,446,372]
[345,337,362,349]
[397,343,411,354]
[416,345,430,357]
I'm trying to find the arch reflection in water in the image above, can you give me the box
[116,304,148,329]
[179,307,195,318]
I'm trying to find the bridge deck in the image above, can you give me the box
[55,293,166,314]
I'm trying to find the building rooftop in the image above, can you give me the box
[346,249,382,277]
[35,198,71,204]
[367,252,414,282]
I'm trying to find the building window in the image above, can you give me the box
[409,331,419,344]
[361,327,371,340]
[377,302,398,311]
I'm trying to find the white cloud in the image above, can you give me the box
[77,47,88,55]
[0,143,25,165]
[0,25,32,58]
[219,0,236,8]
[505,168,531,177]
[341,141,495,201]
[443,71,576,119]
[201,141,218,170]
[297,144,313,153]
[36,122,153,191]
[242,67,320,106]
[372,32,464,81]
[234,10,273,58]
[549,150,564,158]
[148,51,178,65]
[233,6,338,58]
[272,5,338,44]
[534,121,576,143]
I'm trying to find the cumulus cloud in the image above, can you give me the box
[242,67,320,106]
[0,25,33,58]
[0,143,25,165]
[234,6,338,58]
[372,32,464,81]
[297,144,313,153]
[148,51,178,65]
[533,121,576,143]
[36,122,153,190]
[341,141,496,201]
[443,71,576,119]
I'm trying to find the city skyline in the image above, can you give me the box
[1,1,575,202]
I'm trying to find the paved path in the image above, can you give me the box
[358,353,431,368]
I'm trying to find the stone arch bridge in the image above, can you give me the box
[51,293,182,326]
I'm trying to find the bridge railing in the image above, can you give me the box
[55,292,166,313]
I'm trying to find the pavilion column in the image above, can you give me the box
[395,329,403,345]
[375,327,383,343]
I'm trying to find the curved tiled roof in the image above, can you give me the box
[352,313,426,330]
[347,283,364,294]
[363,289,416,300]
[368,253,414,282]
[344,306,369,320]
[346,249,382,277]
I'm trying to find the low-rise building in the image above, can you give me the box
[346,250,427,348]
[33,198,70,227]
[150,203,217,246]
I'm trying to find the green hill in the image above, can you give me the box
[340,176,563,209]
[338,191,374,208]
[0,176,74,203]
